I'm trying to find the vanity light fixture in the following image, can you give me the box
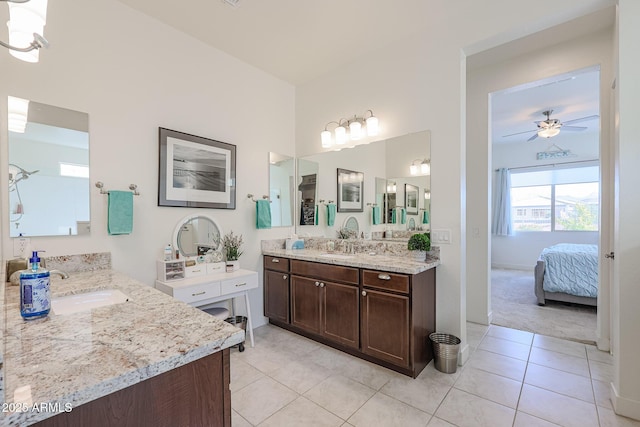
[321,110,379,148]
[410,158,430,176]
[387,182,397,193]
[7,95,29,133]
[1,0,49,63]
[424,190,430,200]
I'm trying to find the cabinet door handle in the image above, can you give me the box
[235,282,247,287]
[283,275,288,280]
[378,274,391,280]
[362,290,367,296]
[192,291,206,296]
[320,282,325,288]
[315,281,320,287]
[271,258,280,263]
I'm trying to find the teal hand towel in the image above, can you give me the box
[372,206,381,225]
[314,204,319,225]
[327,204,336,226]
[422,210,430,224]
[391,208,397,224]
[108,191,133,235]
[401,208,407,224]
[256,199,272,229]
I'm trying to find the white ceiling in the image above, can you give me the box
[116,0,430,86]
[116,0,606,144]
[491,67,601,145]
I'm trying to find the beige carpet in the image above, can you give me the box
[491,268,597,344]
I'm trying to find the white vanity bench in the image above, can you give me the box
[155,268,258,348]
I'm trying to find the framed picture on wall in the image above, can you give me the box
[405,183,419,215]
[337,168,364,212]
[158,127,236,209]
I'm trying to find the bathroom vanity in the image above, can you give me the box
[1,269,242,426]
[263,247,438,378]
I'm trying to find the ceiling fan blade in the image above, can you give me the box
[502,129,537,137]
[563,115,599,125]
[527,133,539,142]
[562,126,588,131]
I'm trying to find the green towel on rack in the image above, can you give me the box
[314,204,319,225]
[108,191,133,235]
[327,203,336,226]
[391,208,397,224]
[401,208,407,224]
[256,199,272,229]
[422,210,430,224]
[372,206,381,225]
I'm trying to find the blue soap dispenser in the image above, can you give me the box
[20,250,51,320]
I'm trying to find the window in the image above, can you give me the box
[510,164,599,232]
[60,162,89,178]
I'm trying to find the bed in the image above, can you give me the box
[534,243,598,306]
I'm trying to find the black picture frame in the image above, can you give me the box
[405,183,419,215]
[337,168,364,212]
[158,127,236,209]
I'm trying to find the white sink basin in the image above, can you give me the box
[51,289,129,315]
[318,253,355,260]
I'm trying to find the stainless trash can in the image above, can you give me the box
[225,316,247,352]
[429,332,461,373]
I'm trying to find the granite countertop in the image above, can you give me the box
[262,248,440,274]
[1,269,243,426]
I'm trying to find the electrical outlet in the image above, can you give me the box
[13,237,30,257]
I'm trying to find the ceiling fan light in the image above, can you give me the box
[321,130,333,148]
[538,127,560,138]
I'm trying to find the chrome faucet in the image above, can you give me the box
[9,269,69,285]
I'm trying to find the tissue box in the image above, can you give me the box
[291,239,305,249]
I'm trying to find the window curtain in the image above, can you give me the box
[492,168,513,236]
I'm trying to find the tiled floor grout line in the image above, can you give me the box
[585,348,604,427]
[511,336,534,427]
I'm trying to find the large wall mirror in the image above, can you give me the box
[268,152,294,227]
[8,97,90,237]
[295,131,430,237]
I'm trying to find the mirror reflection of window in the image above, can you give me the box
[8,98,90,237]
[269,153,294,227]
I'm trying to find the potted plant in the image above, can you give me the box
[222,231,243,271]
[407,233,431,261]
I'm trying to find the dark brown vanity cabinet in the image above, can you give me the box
[264,256,290,323]
[263,255,436,378]
[291,260,360,349]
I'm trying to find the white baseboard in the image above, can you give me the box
[596,337,610,352]
[611,382,640,421]
[458,343,470,366]
[491,263,532,271]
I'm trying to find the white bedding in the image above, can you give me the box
[540,243,598,298]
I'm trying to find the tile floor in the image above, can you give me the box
[229,323,639,427]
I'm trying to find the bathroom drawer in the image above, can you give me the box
[290,260,359,285]
[264,256,289,272]
[174,281,221,304]
[185,264,207,278]
[206,262,226,275]
[361,270,410,294]
[221,273,258,295]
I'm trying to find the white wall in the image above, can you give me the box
[611,0,640,419]
[0,0,296,328]
[466,26,613,325]
[294,0,614,363]
[492,133,600,270]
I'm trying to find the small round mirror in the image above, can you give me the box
[343,216,359,235]
[173,214,222,258]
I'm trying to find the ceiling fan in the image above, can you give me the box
[503,110,599,142]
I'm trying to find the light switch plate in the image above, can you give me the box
[431,229,452,244]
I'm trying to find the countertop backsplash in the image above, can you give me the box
[261,238,440,261]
